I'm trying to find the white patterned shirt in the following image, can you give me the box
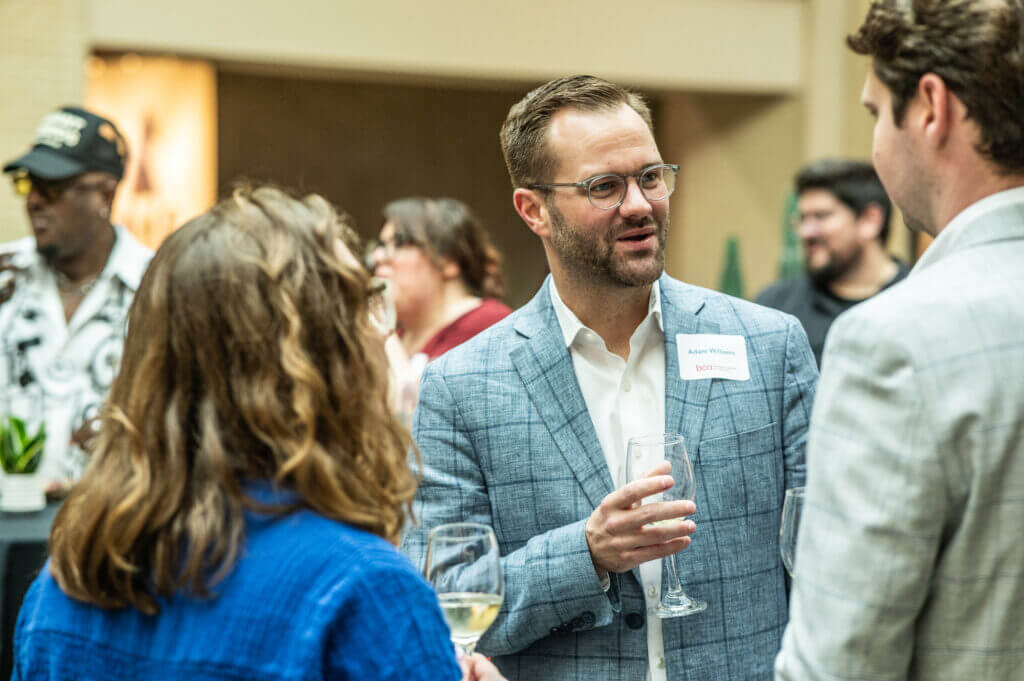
[0,225,152,481]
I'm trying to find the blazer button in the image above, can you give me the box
[625,612,644,630]
[579,611,595,628]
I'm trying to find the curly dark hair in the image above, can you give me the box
[795,159,893,242]
[848,0,1024,174]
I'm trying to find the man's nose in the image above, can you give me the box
[618,178,653,218]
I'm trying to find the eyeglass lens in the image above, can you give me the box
[587,165,677,209]
[11,175,95,202]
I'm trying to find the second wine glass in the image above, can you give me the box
[626,433,707,618]
[425,522,504,656]
[779,486,805,577]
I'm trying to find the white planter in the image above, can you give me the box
[0,473,45,512]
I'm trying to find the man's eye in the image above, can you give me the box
[588,178,622,197]
[640,170,663,188]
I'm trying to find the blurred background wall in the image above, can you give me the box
[0,0,905,306]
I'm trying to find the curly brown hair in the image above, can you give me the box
[382,197,506,299]
[48,185,417,614]
[848,0,1024,174]
[500,75,653,188]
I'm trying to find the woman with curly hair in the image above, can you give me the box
[12,186,503,681]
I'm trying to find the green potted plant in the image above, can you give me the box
[0,416,46,512]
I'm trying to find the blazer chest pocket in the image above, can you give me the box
[694,422,779,521]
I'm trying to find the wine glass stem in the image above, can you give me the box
[665,554,685,596]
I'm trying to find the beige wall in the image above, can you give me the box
[0,0,88,242]
[85,0,803,93]
[662,93,804,295]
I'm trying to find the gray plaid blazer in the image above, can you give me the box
[775,200,1024,680]
[402,274,817,680]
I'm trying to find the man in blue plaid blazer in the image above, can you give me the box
[776,2,1024,680]
[402,75,818,681]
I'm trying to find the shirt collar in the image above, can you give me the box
[548,278,664,349]
[103,224,152,292]
[916,186,1024,272]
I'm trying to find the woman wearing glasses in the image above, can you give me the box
[12,186,504,681]
[369,198,511,360]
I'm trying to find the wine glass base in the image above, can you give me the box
[655,594,707,618]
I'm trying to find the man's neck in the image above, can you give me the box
[552,272,653,360]
[927,161,1024,236]
[827,245,898,300]
[51,222,116,284]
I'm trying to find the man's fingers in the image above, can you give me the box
[621,536,692,568]
[606,474,674,509]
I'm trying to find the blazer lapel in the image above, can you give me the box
[661,277,717,463]
[510,280,615,510]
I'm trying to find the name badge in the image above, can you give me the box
[677,334,750,381]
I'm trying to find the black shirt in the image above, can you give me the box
[755,260,910,367]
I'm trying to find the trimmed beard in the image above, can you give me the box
[806,245,863,289]
[547,201,668,289]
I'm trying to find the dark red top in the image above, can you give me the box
[418,298,513,360]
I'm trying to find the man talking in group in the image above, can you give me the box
[756,159,908,367]
[776,1,1024,679]
[402,75,818,681]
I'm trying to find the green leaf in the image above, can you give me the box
[0,416,46,474]
[11,416,26,445]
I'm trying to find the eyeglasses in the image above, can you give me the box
[789,208,841,231]
[10,172,109,203]
[528,163,679,210]
[364,232,419,268]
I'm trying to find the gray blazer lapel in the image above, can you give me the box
[510,280,615,510]
[661,277,717,463]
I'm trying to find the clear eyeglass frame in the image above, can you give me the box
[527,162,679,210]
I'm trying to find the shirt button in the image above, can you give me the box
[647,586,657,599]
[622,377,633,392]
[656,656,666,669]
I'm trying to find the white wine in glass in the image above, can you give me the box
[425,522,504,656]
[626,433,707,618]
[779,486,805,576]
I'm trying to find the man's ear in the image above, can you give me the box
[856,203,885,242]
[513,188,551,239]
[916,73,953,147]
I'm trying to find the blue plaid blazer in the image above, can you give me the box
[401,274,818,681]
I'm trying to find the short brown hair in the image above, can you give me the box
[499,74,653,187]
[49,185,417,614]
[848,0,1024,174]
[382,197,506,299]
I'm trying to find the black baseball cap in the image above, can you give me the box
[2,106,127,180]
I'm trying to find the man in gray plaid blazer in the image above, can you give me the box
[401,75,818,681]
[775,2,1024,680]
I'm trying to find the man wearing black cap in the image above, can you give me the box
[0,106,152,487]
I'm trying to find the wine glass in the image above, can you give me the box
[367,276,396,337]
[779,486,805,576]
[625,433,707,618]
[425,522,504,656]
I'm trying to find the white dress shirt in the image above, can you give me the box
[0,225,152,481]
[549,280,671,681]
